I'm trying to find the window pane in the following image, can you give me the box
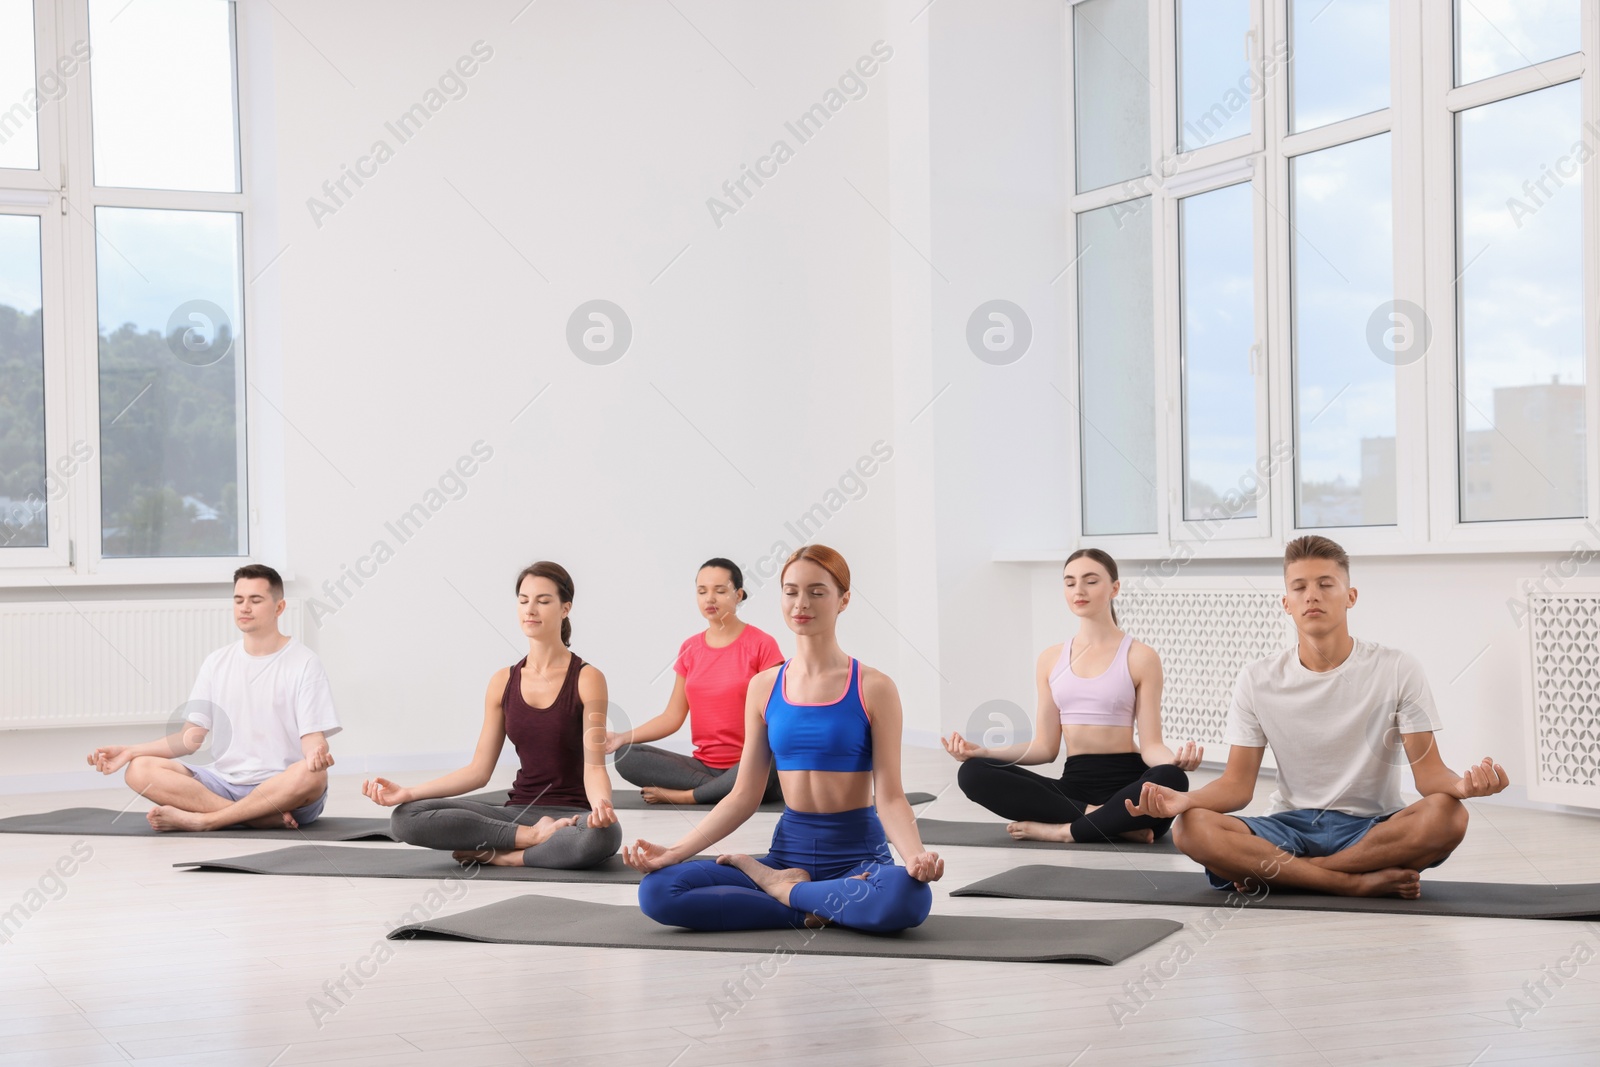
[0,214,45,548]
[96,207,246,557]
[0,0,40,170]
[1291,133,1395,528]
[1457,0,1580,86]
[89,0,239,192]
[1079,198,1157,535]
[1177,0,1252,152]
[1181,183,1257,521]
[1458,83,1584,522]
[1075,0,1150,193]
[1289,0,1389,133]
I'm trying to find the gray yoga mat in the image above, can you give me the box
[175,844,659,884]
[915,818,1180,854]
[951,865,1600,921]
[0,807,394,841]
[388,892,1183,965]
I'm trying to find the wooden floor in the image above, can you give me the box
[2,748,1599,1066]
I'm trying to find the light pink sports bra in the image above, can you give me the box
[1050,633,1136,728]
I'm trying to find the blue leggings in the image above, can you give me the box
[638,806,932,933]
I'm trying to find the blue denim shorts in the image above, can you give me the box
[1205,807,1423,889]
[187,764,327,827]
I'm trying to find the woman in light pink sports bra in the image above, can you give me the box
[941,548,1203,844]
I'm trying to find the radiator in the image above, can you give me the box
[0,599,303,730]
[1115,581,1295,746]
[1525,591,1600,807]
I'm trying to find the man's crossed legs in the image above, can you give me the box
[1175,793,1468,898]
[124,756,328,832]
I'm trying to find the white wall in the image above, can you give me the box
[3,0,927,786]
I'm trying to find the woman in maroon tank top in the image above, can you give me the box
[360,561,620,869]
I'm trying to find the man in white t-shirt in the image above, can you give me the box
[1129,536,1509,898]
[86,565,341,831]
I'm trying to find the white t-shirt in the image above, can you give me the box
[1224,638,1443,818]
[185,638,341,785]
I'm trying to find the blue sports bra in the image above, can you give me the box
[763,659,873,772]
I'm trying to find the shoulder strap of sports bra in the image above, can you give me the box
[762,660,791,719]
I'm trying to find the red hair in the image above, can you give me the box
[779,544,851,594]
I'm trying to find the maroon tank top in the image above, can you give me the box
[503,653,590,809]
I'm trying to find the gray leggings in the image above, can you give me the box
[613,744,783,805]
[389,798,622,869]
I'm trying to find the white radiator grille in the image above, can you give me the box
[0,599,302,730]
[1526,593,1600,806]
[1115,585,1294,745]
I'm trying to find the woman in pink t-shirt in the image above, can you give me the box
[608,558,785,805]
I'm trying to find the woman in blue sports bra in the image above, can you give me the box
[942,547,1203,844]
[624,544,942,932]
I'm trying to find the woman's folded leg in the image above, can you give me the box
[1069,763,1190,842]
[956,758,1088,823]
[638,858,809,930]
[389,797,521,852]
[612,744,721,792]
[788,862,932,933]
[521,811,623,869]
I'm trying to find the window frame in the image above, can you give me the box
[0,0,271,586]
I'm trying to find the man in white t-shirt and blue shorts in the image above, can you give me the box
[87,565,341,832]
[1128,536,1510,898]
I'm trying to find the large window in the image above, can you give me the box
[1287,0,1389,133]
[1290,133,1395,528]
[1179,182,1257,521]
[1074,0,1150,193]
[1079,198,1157,535]
[0,0,248,575]
[1455,1,1580,86]
[1066,1,1594,554]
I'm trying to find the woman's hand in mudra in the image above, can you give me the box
[621,839,676,873]
[906,851,944,882]
[940,732,985,763]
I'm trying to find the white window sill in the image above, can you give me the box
[0,563,294,590]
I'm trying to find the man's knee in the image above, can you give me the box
[1417,793,1469,847]
[1172,808,1222,857]
[284,761,328,805]
[124,756,168,791]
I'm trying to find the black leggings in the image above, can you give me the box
[957,753,1189,842]
[613,743,783,805]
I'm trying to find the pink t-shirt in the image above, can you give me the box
[674,623,785,769]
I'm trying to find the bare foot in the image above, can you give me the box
[1006,821,1074,843]
[1118,829,1156,844]
[1348,867,1423,899]
[146,806,210,832]
[511,815,577,850]
[243,811,299,830]
[717,853,811,906]
[453,848,525,867]
[641,787,696,805]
